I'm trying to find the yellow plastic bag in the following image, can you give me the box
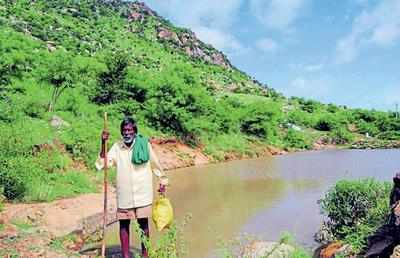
[152,196,174,231]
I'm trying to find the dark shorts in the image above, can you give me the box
[116,204,152,220]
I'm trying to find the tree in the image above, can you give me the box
[92,50,130,104]
[41,50,76,112]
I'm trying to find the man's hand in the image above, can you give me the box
[102,130,110,142]
[100,130,109,158]
[158,176,168,194]
[158,183,166,194]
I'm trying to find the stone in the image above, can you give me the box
[314,222,335,244]
[391,245,400,258]
[336,244,354,258]
[320,242,342,258]
[46,42,56,52]
[50,115,70,129]
[128,11,143,22]
[0,225,18,240]
[240,241,295,258]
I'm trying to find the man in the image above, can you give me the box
[96,117,167,258]
[363,173,400,257]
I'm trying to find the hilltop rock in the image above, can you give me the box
[128,1,233,69]
[157,27,180,44]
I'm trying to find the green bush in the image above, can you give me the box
[284,129,312,149]
[319,179,391,251]
[144,71,218,143]
[314,115,339,131]
[39,50,78,112]
[91,50,130,104]
[239,100,282,141]
[376,130,400,141]
[329,128,354,144]
[0,167,26,200]
[287,110,316,128]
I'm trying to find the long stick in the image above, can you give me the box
[101,112,108,257]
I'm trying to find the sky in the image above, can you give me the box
[142,0,400,111]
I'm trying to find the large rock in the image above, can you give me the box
[50,115,70,129]
[391,245,400,258]
[240,241,295,258]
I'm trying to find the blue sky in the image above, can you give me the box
[142,0,400,111]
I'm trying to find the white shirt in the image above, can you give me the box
[95,140,164,209]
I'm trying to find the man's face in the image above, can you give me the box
[122,123,136,144]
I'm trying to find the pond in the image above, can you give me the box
[105,149,400,257]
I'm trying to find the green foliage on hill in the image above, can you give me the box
[0,0,399,201]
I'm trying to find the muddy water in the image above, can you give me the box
[105,149,400,257]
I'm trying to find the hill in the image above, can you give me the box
[0,0,400,204]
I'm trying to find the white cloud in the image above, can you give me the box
[283,76,333,101]
[288,62,324,72]
[335,0,400,63]
[249,0,307,31]
[304,64,324,72]
[143,0,245,53]
[194,26,244,54]
[255,38,278,52]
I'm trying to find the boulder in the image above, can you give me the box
[391,245,400,258]
[240,241,295,258]
[50,115,70,129]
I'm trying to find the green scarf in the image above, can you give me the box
[131,134,150,165]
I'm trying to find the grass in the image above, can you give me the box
[203,133,256,161]
[49,233,77,251]
[131,213,192,258]
[26,171,97,202]
[12,219,35,231]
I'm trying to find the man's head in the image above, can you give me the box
[394,172,400,186]
[120,117,137,144]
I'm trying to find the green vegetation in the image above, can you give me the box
[319,178,392,253]
[133,213,192,258]
[0,0,399,203]
[215,231,312,258]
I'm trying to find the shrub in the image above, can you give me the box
[329,128,354,144]
[91,50,130,104]
[356,121,380,137]
[287,110,316,128]
[376,131,400,141]
[39,50,78,112]
[314,115,339,131]
[284,129,312,149]
[319,179,391,251]
[0,167,26,200]
[239,100,282,141]
[144,72,217,143]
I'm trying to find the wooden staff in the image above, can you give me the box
[101,112,108,257]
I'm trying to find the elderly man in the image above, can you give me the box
[96,117,167,258]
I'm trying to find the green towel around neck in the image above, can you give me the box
[132,134,150,165]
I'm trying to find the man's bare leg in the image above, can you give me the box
[138,218,149,258]
[119,219,131,258]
